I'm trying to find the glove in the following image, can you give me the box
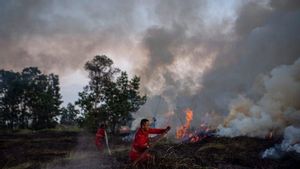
[144,143,150,150]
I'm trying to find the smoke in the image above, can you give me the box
[218,58,300,137]
[218,55,300,158]
[135,0,300,135]
[198,0,300,115]
[0,0,140,74]
[125,0,300,135]
[1,0,300,138]
[262,126,300,159]
[44,133,119,169]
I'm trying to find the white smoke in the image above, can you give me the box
[218,57,300,137]
[262,126,300,159]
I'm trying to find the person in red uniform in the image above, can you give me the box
[130,118,171,163]
[95,124,106,152]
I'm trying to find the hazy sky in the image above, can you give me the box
[1,0,299,125]
[0,0,238,104]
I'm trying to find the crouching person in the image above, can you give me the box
[130,118,170,165]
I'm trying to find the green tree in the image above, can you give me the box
[20,67,42,129]
[30,71,62,129]
[0,67,62,130]
[45,74,63,127]
[76,55,119,131]
[76,55,146,133]
[105,72,146,133]
[61,103,79,125]
[0,70,23,129]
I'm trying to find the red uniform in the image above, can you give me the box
[129,128,166,162]
[95,128,105,151]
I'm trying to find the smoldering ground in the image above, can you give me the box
[44,133,124,169]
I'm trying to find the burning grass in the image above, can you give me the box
[1,129,299,169]
[119,136,300,169]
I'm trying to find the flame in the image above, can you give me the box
[176,108,193,139]
[176,109,214,143]
[186,109,193,128]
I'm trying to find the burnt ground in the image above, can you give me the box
[1,131,300,169]
[117,136,300,169]
[0,130,79,169]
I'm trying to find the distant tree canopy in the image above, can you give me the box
[76,55,146,133]
[0,67,62,130]
[60,103,79,126]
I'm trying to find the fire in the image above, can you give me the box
[176,109,215,143]
[176,108,193,139]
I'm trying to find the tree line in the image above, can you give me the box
[0,67,62,130]
[0,55,146,133]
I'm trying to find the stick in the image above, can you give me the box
[104,130,112,155]
[132,129,170,166]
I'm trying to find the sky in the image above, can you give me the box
[0,0,238,104]
[1,0,300,135]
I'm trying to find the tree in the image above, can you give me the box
[61,103,79,125]
[76,55,119,131]
[20,67,42,129]
[105,72,146,133]
[76,55,146,133]
[0,70,23,129]
[0,67,62,130]
[45,74,63,127]
[29,71,62,129]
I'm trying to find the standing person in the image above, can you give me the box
[95,124,106,152]
[129,118,170,163]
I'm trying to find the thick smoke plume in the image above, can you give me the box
[0,0,140,74]
[263,126,300,159]
[218,58,300,137]
[135,0,300,135]
[1,0,300,140]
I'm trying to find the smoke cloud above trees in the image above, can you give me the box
[0,0,299,137]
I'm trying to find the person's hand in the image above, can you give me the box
[166,126,171,131]
[146,143,151,149]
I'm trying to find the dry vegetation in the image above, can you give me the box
[1,131,300,169]
[118,136,300,169]
[0,131,78,169]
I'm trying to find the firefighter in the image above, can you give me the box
[129,118,171,163]
[95,124,106,152]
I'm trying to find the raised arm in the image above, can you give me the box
[148,126,171,134]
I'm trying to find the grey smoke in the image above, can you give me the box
[135,0,300,132]
[1,0,300,138]
[263,126,300,159]
[0,0,138,73]
[218,57,300,137]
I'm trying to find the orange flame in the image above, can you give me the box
[176,108,193,139]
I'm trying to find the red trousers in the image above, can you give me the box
[95,138,104,151]
[129,150,152,162]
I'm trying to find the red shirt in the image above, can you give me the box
[95,128,105,143]
[130,128,166,161]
